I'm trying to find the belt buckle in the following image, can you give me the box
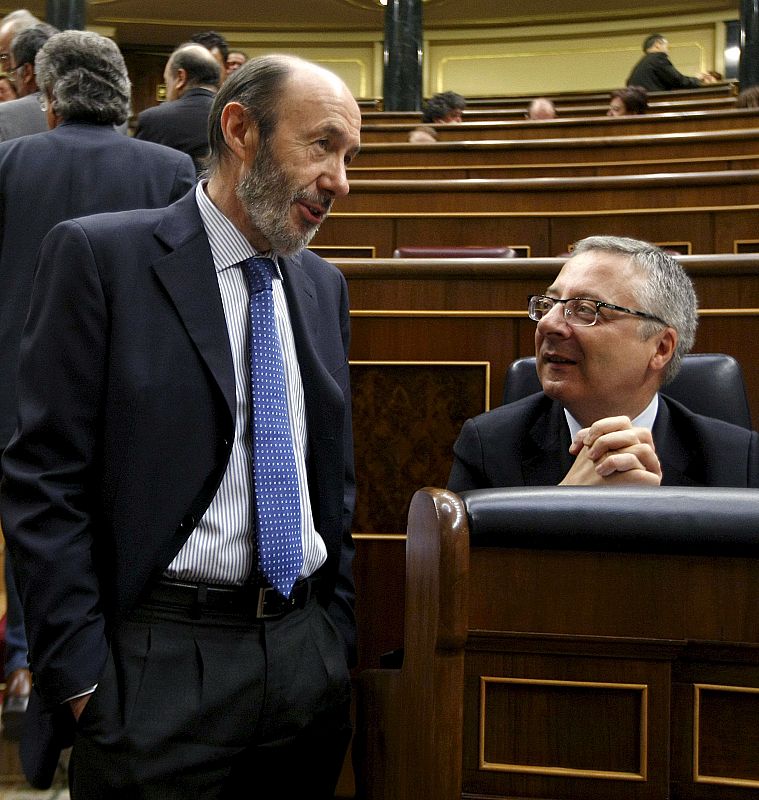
[256,586,289,619]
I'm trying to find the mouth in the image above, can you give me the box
[542,352,578,366]
[295,197,332,226]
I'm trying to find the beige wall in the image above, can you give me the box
[221,11,734,100]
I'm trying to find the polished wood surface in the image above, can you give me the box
[355,488,759,800]
[360,108,759,142]
[353,128,759,169]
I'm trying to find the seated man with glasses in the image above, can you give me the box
[448,235,759,489]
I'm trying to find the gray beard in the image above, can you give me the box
[235,143,326,256]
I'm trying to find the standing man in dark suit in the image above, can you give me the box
[449,236,759,490]
[0,27,195,761]
[626,33,714,91]
[1,52,360,798]
[135,42,221,174]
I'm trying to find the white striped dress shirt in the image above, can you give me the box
[165,181,327,586]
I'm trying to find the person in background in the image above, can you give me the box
[608,85,648,116]
[422,90,466,123]
[226,49,247,76]
[135,42,221,175]
[2,53,359,797]
[408,124,437,143]
[190,29,229,81]
[526,97,556,120]
[448,236,759,490]
[0,14,52,141]
[0,74,16,101]
[736,85,759,108]
[626,33,716,91]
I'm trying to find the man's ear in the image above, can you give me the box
[174,67,188,94]
[19,62,34,91]
[219,101,259,165]
[650,327,677,374]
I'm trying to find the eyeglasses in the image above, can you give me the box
[528,294,670,328]
[0,53,10,67]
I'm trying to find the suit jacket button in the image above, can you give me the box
[180,514,196,533]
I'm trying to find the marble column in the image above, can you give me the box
[739,0,759,87]
[383,0,423,111]
[46,0,86,30]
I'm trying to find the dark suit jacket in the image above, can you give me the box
[0,121,197,450]
[0,189,356,786]
[135,88,216,174]
[448,392,759,490]
[626,51,702,91]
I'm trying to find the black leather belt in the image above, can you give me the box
[145,576,319,619]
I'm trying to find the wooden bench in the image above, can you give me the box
[362,96,738,125]
[355,486,759,800]
[360,107,759,142]
[352,127,759,171]
[339,170,759,214]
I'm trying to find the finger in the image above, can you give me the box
[586,427,654,460]
[578,416,633,447]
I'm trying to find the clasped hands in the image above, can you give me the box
[560,416,662,486]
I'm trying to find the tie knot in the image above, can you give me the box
[242,256,276,294]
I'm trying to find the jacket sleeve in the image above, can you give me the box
[654,53,702,89]
[1,219,109,707]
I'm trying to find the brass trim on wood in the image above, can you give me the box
[693,682,759,788]
[330,204,759,218]
[479,676,648,781]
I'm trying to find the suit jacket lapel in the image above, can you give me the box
[523,399,574,485]
[150,193,236,422]
[653,396,699,486]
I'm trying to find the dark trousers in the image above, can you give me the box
[69,596,352,799]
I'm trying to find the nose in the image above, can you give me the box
[319,155,350,199]
[536,301,571,337]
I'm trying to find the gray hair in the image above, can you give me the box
[206,54,294,175]
[11,22,56,71]
[569,235,698,384]
[35,30,130,125]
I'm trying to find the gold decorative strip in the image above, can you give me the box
[330,205,759,218]
[479,676,648,781]
[349,309,759,318]
[352,533,406,541]
[693,683,759,788]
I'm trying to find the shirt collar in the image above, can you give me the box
[564,393,659,440]
[194,180,283,280]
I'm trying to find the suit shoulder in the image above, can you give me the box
[469,391,550,434]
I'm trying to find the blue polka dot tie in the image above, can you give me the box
[242,256,302,598]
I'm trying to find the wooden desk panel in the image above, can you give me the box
[360,108,759,143]
[353,128,759,169]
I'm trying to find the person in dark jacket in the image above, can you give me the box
[135,42,221,174]
[626,33,714,91]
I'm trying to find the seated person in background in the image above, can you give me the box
[526,97,556,120]
[422,90,465,123]
[448,236,759,489]
[736,85,759,108]
[627,33,716,91]
[608,86,648,115]
[408,124,437,143]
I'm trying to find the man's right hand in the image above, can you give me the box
[560,415,662,486]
